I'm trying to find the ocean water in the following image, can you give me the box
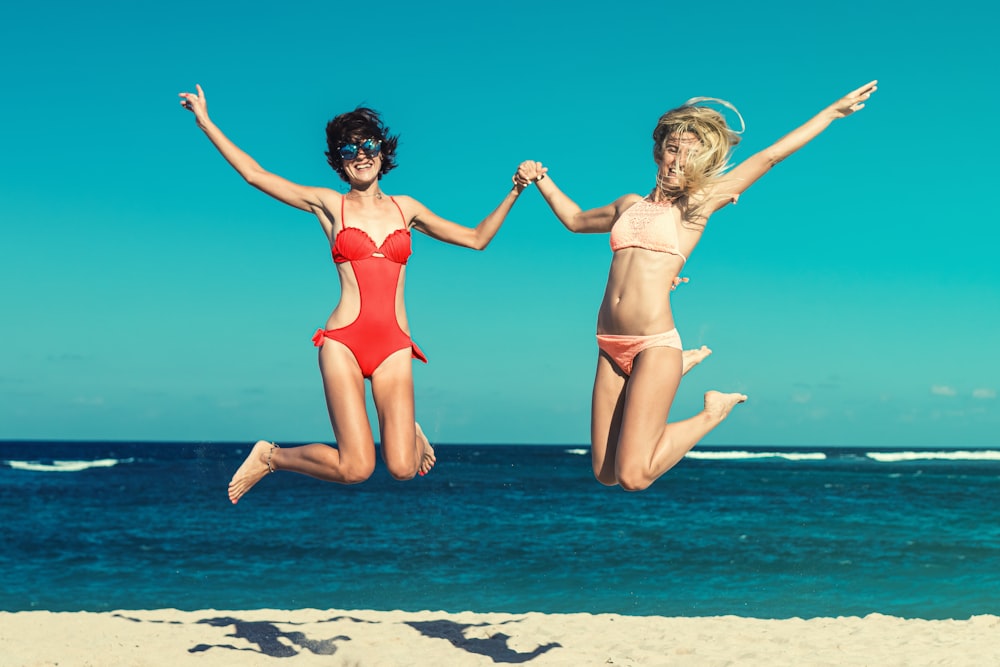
[2,441,998,620]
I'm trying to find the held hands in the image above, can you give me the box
[178,84,210,127]
[829,80,878,119]
[512,160,548,192]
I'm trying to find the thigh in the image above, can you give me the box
[615,346,683,465]
[318,341,376,468]
[591,352,627,485]
[369,349,418,473]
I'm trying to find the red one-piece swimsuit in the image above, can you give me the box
[311,196,427,377]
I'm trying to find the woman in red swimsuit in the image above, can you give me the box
[179,85,530,502]
[516,81,878,491]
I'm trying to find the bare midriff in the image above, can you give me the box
[597,248,685,335]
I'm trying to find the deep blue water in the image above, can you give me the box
[2,441,999,619]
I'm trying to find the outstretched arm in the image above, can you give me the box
[406,174,527,250]
[703,80,878,214]
[515,161,621,233]
[179,84,326,213]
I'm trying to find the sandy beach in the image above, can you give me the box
[1,608,996,666]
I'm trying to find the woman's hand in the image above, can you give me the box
[512,160,547,192]
[829,80,878,119]
[178,84,211,128]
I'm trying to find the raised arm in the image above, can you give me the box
[179,84,327,214]
[516,161,621,234]
[404,175,526,250]
[703,80,878,214]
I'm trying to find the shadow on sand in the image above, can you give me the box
[406,618,561,663]
[186,615,351,657]
[114,611,560,662]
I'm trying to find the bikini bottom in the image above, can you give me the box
[596,328,682,376]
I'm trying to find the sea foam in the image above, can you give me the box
[5,458,122,472]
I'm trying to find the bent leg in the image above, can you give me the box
[226,341,379,504]
[370,349,432,481]
[589,344,713,487]
[614,347,745,492]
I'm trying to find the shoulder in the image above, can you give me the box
[613,193,645,215]
[388,194,425,225]
[313,186,343,204]
[302,186,343,214]
[390,193,417,207]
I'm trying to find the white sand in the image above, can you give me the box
[1,608,997,666]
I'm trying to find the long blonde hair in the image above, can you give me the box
[652,98,744,214]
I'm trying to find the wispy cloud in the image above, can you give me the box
[972,388,997,400]
[931,385,957,397]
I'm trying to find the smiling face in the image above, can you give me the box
[325,107,399,183]
[340,137,383,185]
[651,102,741,200]
[656,131,701,188]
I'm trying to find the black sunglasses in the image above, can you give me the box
[338,138,382,161]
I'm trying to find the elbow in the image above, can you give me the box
[760,148,785,168]
[242,166,267,188]
[467,228,497,251]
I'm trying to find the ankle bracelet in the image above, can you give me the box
[267,443,279,473]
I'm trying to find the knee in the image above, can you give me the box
[616,468,653,492]
[593,467,618,487]
[386,460,418,481]
[382,447,417,480]
[341,460,376,485]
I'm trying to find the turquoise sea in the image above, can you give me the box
[2,441,998,619]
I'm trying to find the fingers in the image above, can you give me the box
[854,79,878,95]
[833,80,877,117]
[513,160,545,189]
[178,85,206,114]
[516,160,538,178]
[849,80,878,105]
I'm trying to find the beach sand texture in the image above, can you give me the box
[1,608,997,666]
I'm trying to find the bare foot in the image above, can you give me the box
[682,345,713,376]
[227,440,276,504]
[415,422,436,476]
[703,390,747,423]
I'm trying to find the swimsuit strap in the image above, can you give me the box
[338,194,408,231]
[388,196,406,226]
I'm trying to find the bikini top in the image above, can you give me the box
[609,197,687,263]
[332,195,412,265]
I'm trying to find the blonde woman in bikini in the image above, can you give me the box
[517,81,877,491]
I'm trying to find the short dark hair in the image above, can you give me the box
[324,107,399,182]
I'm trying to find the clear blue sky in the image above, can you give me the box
[2,0,997,447]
